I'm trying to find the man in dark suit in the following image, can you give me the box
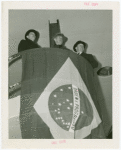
[73,41,98,69]
[18,29,41,52]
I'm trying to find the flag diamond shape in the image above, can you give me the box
[34,58,101,139]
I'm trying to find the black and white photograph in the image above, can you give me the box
[1,1,120,149]
[8,9,112,139]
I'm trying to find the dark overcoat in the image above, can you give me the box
[81,52,98,69]
[18,39,41,52]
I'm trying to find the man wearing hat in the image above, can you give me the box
[18,29,41,52]
[73,40,98,69]
[52,33,69,50]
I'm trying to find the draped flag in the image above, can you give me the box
[19,48,105,139]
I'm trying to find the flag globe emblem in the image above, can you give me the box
[48,84,93,131]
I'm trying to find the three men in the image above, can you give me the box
[18,30,98,69]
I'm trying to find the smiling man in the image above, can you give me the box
[52,33,69,50]
[73,40,98,69]
[18,29,41,52]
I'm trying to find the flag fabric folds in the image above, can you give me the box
[19,48,105,139]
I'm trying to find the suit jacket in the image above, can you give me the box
[18,39,41,52]
[81,52,98,69]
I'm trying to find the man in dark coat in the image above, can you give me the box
[52,33,69,50]
[73,40,98,69]
[18,29,41,52]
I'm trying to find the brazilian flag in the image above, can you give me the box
[19,48,105,139]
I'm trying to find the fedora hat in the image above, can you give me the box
[73,40,87,52]
[25,29,39,40]
[53,33,68,43]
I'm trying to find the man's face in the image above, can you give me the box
[75,44,84,54]
[54,35,63,45]
[27,32,36,41]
